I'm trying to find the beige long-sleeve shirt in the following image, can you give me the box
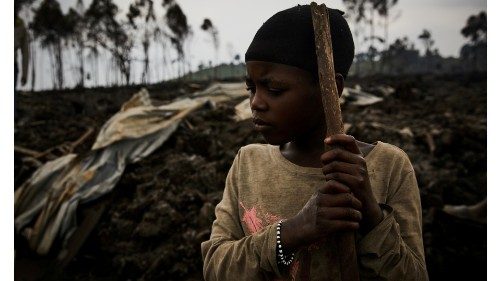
[201,141,428,281]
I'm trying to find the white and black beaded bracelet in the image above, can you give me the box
[276,219,295,266]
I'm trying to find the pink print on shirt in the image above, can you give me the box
[239,202,283,234]
[239,202,264,234]
[239,202,307,280]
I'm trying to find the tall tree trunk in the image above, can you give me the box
[353,27,360,76]
[56,39,64,89]
[382,13,389,74]
[78,41,85,88]
[30,39,36,92]
[95,54,100,87]
[126,63,131,86]
[49,45,57,89]
[177,59,180,80]
[370,7,375,71]
[384,15,388,50]
[142,38,150,84]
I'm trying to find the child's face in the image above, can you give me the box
[245,61,325,145]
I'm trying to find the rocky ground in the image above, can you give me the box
[14,73,486,280]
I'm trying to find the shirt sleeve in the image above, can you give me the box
[201,149,282,281]
[357,156,429,280]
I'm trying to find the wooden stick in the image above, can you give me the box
[15,145,41,158]
[311,3,360,281]
[69,127,94,151]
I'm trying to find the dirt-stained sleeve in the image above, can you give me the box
[357,152,429,281]
[201,149,282,281]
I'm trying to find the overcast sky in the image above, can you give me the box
[58,0,486,63]
[16,0,483,90]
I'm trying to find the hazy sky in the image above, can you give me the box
[17,0,483,90]
[58,0,486,64]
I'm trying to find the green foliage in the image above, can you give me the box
[201,18,213,31]
[127,0,156,28]
[201,18,219,51]
[461,11,486,44]
[85,0,124,46]
[418,29,435,56]
[22,0,196,88]
[166,4,188,40]
[31,0,68,46]
[342,0,398,22]
[165,3,189,57]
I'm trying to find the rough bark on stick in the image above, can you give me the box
[311,3,360,281]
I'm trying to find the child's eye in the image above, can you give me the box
[268,88,284,96]
[246,86,256,95]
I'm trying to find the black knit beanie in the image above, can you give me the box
[245,4,354,79]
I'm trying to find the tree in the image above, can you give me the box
[127,0,157,84]
[15,0,37,91]
[461,11,486,44]
[153,25,174,82]
[31,0,71,89]
[418,29,434,56]
[343,0,385,71]
[380,36,418,74]
[460,11,486,71]
[373,0,398,50]
[65,0,86,88]
[85,0,134,85]
[164,2,190,79]
[201,18,219,79]
[15,0,36,16]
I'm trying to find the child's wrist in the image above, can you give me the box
[280,217,302,253]
[360,203,384,235]
[276,220,295,267]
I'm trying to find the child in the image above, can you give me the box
[201,5,428,281]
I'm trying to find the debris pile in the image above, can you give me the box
[14,74,486,280]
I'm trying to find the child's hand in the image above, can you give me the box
[321,134,384,235]
[280,134,384,252]
[281,176,364,251]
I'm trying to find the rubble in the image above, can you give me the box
[341,86,384,106]
[15,88,206,259]
[14,74,486,280]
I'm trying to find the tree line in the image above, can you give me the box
[16,0,223,91]
[15,0,486,90]
[341,0,486,75]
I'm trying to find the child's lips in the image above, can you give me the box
[252,118,273,131]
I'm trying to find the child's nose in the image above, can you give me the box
[250,90,268,111]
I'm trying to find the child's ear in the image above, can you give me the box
[335,73,345,98]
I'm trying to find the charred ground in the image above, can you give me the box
[14,73,486,280]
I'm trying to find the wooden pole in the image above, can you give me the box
[310,3,360,281]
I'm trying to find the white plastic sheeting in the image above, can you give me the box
[14,88,207,256]
[192,81,248,99]
[234,98,252,121]
[341,86,384,106]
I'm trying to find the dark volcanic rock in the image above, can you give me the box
[15,74,486,280]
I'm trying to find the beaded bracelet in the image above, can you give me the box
[276,219,295,266]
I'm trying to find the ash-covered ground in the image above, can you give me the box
[14,73,486,280]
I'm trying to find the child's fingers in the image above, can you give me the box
[322,161,366,177]
[317,207,363,221]
[324,172,364,192]
[324,134,361,154]
[318,219,360,233]
[320,148,365,165]
[318,180,350,194]
[317,190,363,210]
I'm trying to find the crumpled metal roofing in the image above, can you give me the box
[15,84,244,257]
